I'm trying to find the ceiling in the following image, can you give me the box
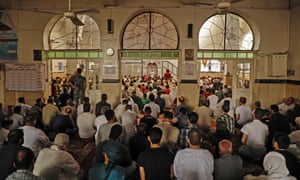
[0,0,300,11]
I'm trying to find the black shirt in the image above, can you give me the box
[129,133,149,161]
[0,144,25,179]
[137,148,174,180]
[95,101,111,116]
[50,114,74,133]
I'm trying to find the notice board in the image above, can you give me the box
[5,63,45,91]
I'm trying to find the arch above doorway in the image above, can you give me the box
[122,11,179,50]
[43,14,100,50]
[199,12,255,50]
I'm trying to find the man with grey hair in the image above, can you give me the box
[214,139,243,180]
[33,133,82,179]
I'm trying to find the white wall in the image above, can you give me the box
[2,7,294,106]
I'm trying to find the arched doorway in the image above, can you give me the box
[43,14,102,107]
[120,11,180,101]
[198,12,256,105]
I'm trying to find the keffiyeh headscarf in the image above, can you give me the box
[263,151,290,179]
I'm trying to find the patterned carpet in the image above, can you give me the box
[68,137,95,179]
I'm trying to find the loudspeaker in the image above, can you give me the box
[187,23,193,38]
[107,19,113,34]
[33,50,42,61]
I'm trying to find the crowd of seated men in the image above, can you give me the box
[1,84,300,179]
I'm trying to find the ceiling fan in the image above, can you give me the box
[181,0,246,12]
[62,0,99,26]
[23,0,99,26]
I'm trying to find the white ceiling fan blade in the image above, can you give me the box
[75,8,100,14]
[19,8,60,14]
[70,16,84,26]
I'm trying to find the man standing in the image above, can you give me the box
[137,127,174,180]
[33,133,81,180]
[174,128,214,180]
[69,68,86,106]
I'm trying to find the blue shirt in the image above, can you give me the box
[88,163,126,180]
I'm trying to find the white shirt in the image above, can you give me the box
[33,145,80,180]
[77,103,93,115]
[241,120,269,148]
[0,127,9,145]
[207,94,219,109]
[278,103,295,115]
[9,113,24,130]
[144,102,160,118]
[216,97,234,117]
[121,110,137,142]
[114,104,126,122]
[77,112,96,139]
[16,103,32,116]
[94,115,107,142]
[21,125,50,156]
[235,104,253,125]
[174,148,214,180]
[216,97,234,111]
[162,94,172,109]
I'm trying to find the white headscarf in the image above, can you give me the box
[263,151,296,180]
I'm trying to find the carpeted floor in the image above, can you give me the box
[68,137,95,179]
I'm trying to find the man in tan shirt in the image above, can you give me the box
[154,111,179,153]
[194,99,212,131]
[42,97,59,128]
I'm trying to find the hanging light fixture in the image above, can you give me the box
[202,59,208,66]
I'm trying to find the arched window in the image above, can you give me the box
[199,13,253,50]
[49,15,100,50]
[122,12,179,49]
